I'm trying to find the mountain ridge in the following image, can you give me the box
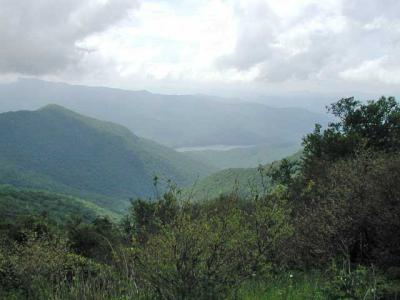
[0,105,214,212]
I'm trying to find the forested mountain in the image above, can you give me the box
[0,105,213,212]
[0,79,328,149]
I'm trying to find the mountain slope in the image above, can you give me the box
[0,185,118,223]
[0,79,329,149]
[189,151,302,200]
[0,105,213,211]
[187,167,267,201]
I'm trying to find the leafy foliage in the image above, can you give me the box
[122,188,293,299]
[285,97,400,268]
[324,262,386,299]
[302,96,400,177]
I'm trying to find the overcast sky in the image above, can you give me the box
[1,0,399,106]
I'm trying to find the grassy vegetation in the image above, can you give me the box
[235,273,328,300]
[236,271,400,300]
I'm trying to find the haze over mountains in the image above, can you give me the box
[0,79,327,145]
[0,78,333,214]
[0,79,330,168]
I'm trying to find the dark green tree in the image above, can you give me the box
[302,96,400,177]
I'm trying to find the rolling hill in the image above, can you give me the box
[0,105,213,212]
[188,151,302,201]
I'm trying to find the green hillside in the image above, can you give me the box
[187,167,267,201]
[0,105,214,212]
[0,185,117,223]
[189,151,302,200]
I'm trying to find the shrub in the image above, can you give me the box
[0,233,109,299]
[127,191,293,299]
[324,261,387,299]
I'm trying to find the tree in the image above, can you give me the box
[302,96,400,178]
[294,152,400,266]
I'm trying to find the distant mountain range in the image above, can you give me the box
[0,105,213,212]
[0,79,329,150]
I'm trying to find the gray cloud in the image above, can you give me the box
[0,0,138,75]
[216,0,400,84]
[343,0,400,22]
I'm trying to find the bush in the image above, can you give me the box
[292,152,400,267]
[127,192,293,299]
[324,261,388,299]
[0,233,109,299]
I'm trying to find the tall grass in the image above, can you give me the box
[2,270,400,299]
[1,275,148,300]
[233,272,326,300]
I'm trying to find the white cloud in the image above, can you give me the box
[78,0,238,82]
[340,56,400,84]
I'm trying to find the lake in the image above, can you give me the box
[175,144,256,152]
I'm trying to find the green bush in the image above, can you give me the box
[324,261,387,299]
[0,233,106,298]
[127,191,293,299]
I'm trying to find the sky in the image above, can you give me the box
[0,0,399,108]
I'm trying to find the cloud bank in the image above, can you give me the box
[1,0,400,98]
[0,0,138,75]
[218,0,400,85]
